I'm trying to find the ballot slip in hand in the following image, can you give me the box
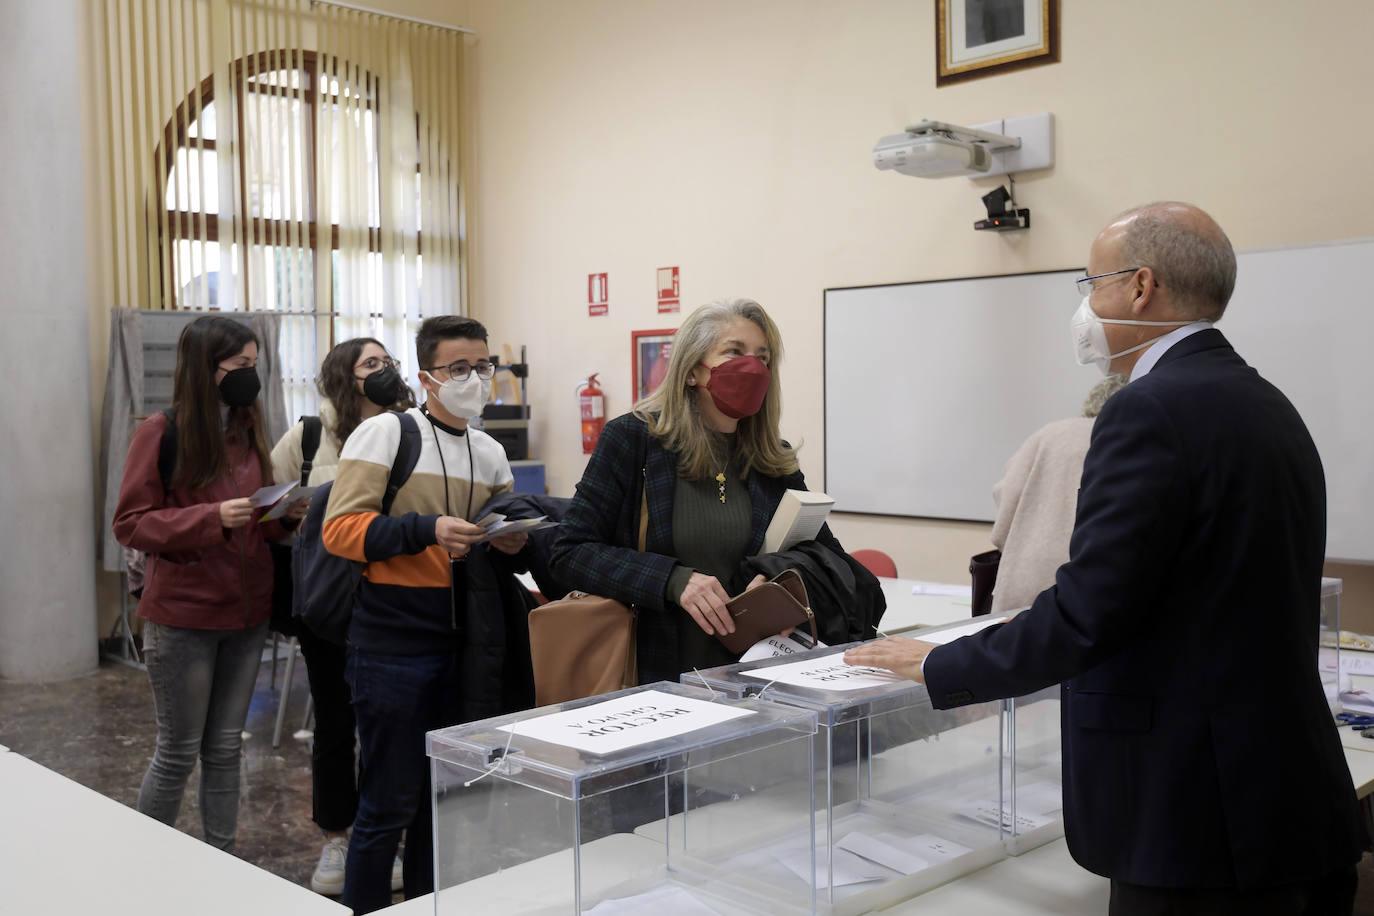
[247,481,297,509]
[258,484,319,521]
[473,512,557,543]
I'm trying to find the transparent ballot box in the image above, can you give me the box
[681,642,1006,915]
[1321,576,1342,713]
[427,681,818,915]
[1002,686,1064,855]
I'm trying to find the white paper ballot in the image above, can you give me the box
[1341,652,1374,676]
[259,485,318,521]
[836,832,930,876]
[962,779,1062,831]
[773,845,889,888]
[917,616,1009,646]
[884,832,973,861]
[247,481,297,508]
[473,512,557,543]
[739,657,909,692]
[738,633,827,664]
[909,581,974,598]
[495,689,754,756]
[584,884,723,915]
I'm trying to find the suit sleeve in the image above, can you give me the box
[112,414,227,554]
[923,386,1189,707]
[550,417,677,610]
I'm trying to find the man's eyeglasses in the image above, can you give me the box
[425,359,496,382]
[355,356,399,374]
[1075,267,1141,297]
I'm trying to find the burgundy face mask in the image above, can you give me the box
[703,355,771,419]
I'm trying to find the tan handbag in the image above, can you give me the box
[528,490,647,706]
[716,569,819,654]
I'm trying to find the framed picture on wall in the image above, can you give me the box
[936,0,1060,86]
[631,328,677,403]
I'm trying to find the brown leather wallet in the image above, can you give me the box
[717,569,819,654]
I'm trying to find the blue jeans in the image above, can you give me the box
[343,648,460,914]
[137,619,268,852]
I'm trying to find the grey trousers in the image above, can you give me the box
[137,619,267,852]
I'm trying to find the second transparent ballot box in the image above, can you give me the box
[1320,576,1343,713]
[427,681,818,915]
[681,642,1006,915]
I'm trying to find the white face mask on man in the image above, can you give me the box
[1069,295,1193,375]
[422,370,490,419]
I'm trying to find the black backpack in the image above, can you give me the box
[291,411,422,645]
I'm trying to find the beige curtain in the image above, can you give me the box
[90,0,468,421]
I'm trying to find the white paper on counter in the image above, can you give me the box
[918,616,1009,645]
[584,884,723,915]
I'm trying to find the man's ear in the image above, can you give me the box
[1130,267,1158,316]
[417,370,438,398]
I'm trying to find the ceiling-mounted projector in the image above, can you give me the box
[873,133,990,177]
[872,114,1053,180]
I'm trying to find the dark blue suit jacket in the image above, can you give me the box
[924,329,1366,888]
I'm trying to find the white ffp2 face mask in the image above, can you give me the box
[1069,296,1192,375]
[423,370,490,419]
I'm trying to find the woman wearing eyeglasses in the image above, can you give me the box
[269,337,415,897]
[552,299,885,687]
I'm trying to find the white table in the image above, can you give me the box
[875,578,975,635]
[0,748,349,915]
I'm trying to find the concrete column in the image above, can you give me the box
[0,0,99,680]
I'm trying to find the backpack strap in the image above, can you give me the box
[299,415,322,488]
[157,408,178,491]
[381,412,423,515]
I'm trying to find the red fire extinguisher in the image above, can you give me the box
[578,374,606,455]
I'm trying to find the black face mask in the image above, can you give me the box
[218,366,261,407]
[361,365,404,407]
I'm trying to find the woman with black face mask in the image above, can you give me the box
[113,316,308,853]
[269,337,416,898]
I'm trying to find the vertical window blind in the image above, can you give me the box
[90,0,467,420]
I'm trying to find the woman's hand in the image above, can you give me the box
[679,572,735,636]
[435,516,485,557]
[219,497,254,529]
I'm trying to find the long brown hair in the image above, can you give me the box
[169,316,273,491]
[633,298,798,480]
[316,337,416,447]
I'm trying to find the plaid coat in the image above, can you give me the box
[551,412,846,686]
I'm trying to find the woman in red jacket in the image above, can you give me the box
[114,316,305,852]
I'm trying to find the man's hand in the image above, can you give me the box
[219,497,254,529]
[842,637,939,684]
[284,498,310,521]
[489,530,528,555]
[435,516,485,557]
[679,572,734,636]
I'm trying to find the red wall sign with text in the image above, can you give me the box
[657,266,680,314]
[588,273,608,317]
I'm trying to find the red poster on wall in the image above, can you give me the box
[588,272,608,317]
[656,266,680,314]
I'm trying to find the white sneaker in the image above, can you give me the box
[311,836,348,896]
[391,853,403,892]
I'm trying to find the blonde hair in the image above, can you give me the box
[633,298,799,480]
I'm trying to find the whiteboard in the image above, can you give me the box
[823,239,1374,563]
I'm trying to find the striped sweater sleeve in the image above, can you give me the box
[322,412,438,563]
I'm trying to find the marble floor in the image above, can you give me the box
[0,641,365,901]
[5,648,1374,915]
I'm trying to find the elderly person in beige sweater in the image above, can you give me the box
[988,375,1128,614]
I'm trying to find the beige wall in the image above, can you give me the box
[457,0,1374,624]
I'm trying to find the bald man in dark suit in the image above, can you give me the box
[847,202,1367,915]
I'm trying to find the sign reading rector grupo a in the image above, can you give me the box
[740,657,910,693]
[497,689,756,756]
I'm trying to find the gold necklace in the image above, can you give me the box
[715,472,727,504]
